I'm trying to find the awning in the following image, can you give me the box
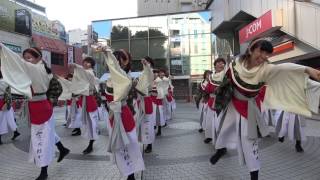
[32,34,67,54]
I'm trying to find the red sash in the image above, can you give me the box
[67,99,72,106]
[110,105,135,132]
[85,95,98,112]
[144,96,153,114]
[0,99,5,110]
[151,96,163,106]
[105,94,114,102]
[207,97,215,110]
[29,100,53,125]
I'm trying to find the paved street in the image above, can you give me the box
[1,103,320,180]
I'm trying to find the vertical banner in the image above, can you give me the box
[67,46,74,64]
[41,50,51,68]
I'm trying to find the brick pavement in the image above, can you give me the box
[0,103,320,180]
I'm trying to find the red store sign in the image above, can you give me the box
[239,10,282,44]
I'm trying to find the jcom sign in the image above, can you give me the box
[239,10,282,44]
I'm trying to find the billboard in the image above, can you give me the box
[0,0,31,35]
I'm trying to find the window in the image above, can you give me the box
[51,53,64,66]
[172,30,180,36]
[194,44,198,54]
[194,30,198,38]
[173,42,180,48]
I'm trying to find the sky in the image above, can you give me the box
[35,0,138,31]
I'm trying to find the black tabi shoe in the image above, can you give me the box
[72,129,81,136]
[144,144,152,153]
[295,141,304,153]
[72,128,79,133]
[198,128,204,133]
[83,147,93,155]
[127,173,135,180]
[35,173,48,180]
[62,123,67,127]
[11,131,20,140]
[210,148,227,165]
[204,138,212,144]
[57,148,70,162]
[278,137,285,143]
[250,170,259,180]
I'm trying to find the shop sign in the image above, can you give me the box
[67,46,74,64]
[3,43,21,53]
[239,10,282,44]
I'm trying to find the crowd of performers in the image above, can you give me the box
[1,37,320,180]
[196,38,320,180]
[0,43,176,180]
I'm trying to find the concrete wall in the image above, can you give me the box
[0,30,30,55]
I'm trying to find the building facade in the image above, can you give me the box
[138,0,210,16]
[92,11,213,100]
[0,0,83,76]
[208,0,320,68]
[68,29,88,46]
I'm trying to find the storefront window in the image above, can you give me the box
[51,52,64,66]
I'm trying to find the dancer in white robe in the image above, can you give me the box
[134,56,154,153]
[0,78,20,144]
[69,57,99,154]
[209,39,320,180]
[197,70,211,133]
[0,45,70,180]
[202,58,226,145]
[98,46,145,180]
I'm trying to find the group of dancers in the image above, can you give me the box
[0,43,175,180]
[196,38,320,180]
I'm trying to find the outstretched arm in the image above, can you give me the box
[0,43,32,98]
[135,59,153,95]
[101,47,132,102]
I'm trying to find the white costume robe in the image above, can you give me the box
[215,58,320,172]
[134,63,155,145]
[203,70,225,143]
[198,80,209,130]
[70,65,99,140]
[0,81,17,135]
[103,49,145,176]
[0,44,59,168]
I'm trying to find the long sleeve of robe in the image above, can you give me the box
[0,43,38,98]
[103,50,132,102]
[57,77,72,100]
[135,63,153,96]
[70,64,96,96]
[233,59,316,117]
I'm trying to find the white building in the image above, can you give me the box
[138,0,210,16]
[67,29,87,46]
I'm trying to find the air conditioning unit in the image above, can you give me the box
[180,0,192,4]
